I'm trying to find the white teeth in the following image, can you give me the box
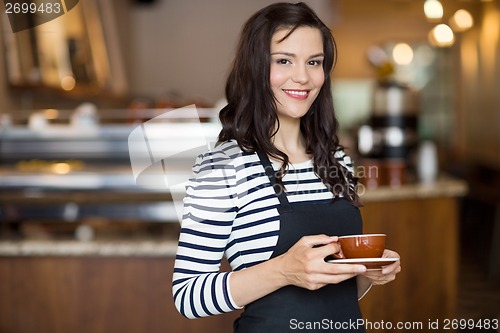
[284,90,308,96]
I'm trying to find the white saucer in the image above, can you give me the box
[327,257,399,270]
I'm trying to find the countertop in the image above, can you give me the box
[0,177,468,257]
[359,176,468,202]
[0,239,179,257]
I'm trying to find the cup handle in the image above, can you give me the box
[332,250,345,259]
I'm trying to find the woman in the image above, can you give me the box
[173,2,401,332]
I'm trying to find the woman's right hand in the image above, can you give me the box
[229,234,367,307]
[277,234,367,290]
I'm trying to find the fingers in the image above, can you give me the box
[300,234,338,247]
[380,249,401,274]
[318,263,367,286]
[326,263,367,275]
[297,235,342,259]
[362,269,398,285]
[300,264,366,290]
[381,260,401,275]
[315,272,359,286]
[284,235,402,290]
[382,249,400,259]
[297,235,368,274]
[283,235,367,290]
[362,249,402,285]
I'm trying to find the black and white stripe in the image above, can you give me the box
[172,140,354,318]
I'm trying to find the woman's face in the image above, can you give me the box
[270,26,325,121]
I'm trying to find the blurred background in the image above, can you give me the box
[0,1,499,332]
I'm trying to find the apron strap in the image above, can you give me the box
[256,151,292,212]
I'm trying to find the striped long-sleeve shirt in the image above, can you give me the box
[172,139,355,318]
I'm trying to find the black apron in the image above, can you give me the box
[233,152,365,333]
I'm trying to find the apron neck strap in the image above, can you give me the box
[256,151,291,211]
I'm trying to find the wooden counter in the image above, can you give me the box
[0,178,467,333]
[359,192,465,332]
[0,256,241,333]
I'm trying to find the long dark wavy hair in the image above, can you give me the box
[217,2,360,206]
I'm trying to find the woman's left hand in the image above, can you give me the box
[360,249,401,285]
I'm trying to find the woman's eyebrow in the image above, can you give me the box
[270,52,295,57]
[270,52,325,59]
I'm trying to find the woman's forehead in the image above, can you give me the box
[270,26,323,52]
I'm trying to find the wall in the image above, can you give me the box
[459,1,500,168]
[125,0,337,104]
[332,0,435,78]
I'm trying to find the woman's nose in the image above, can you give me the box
[291,65,309,84]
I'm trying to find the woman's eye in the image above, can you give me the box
[308,60,323,66]
[276,59,291,65]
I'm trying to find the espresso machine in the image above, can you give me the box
[357,82,419,188]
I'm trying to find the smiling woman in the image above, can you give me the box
[172,2,401,332]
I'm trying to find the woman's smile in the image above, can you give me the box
[282,89,310,100]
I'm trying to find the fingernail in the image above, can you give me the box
[357,266,367,273]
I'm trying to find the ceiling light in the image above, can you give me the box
[449,9,474,32]
[424,0,444,21]
[429,24,455,47]
[392,43,414,65]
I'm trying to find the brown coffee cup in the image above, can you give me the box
[334,234,386,259]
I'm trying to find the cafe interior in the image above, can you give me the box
[0,0,499,332]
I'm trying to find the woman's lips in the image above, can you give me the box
[283,89,310,100]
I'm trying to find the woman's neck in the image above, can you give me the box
[272,118,310,163]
